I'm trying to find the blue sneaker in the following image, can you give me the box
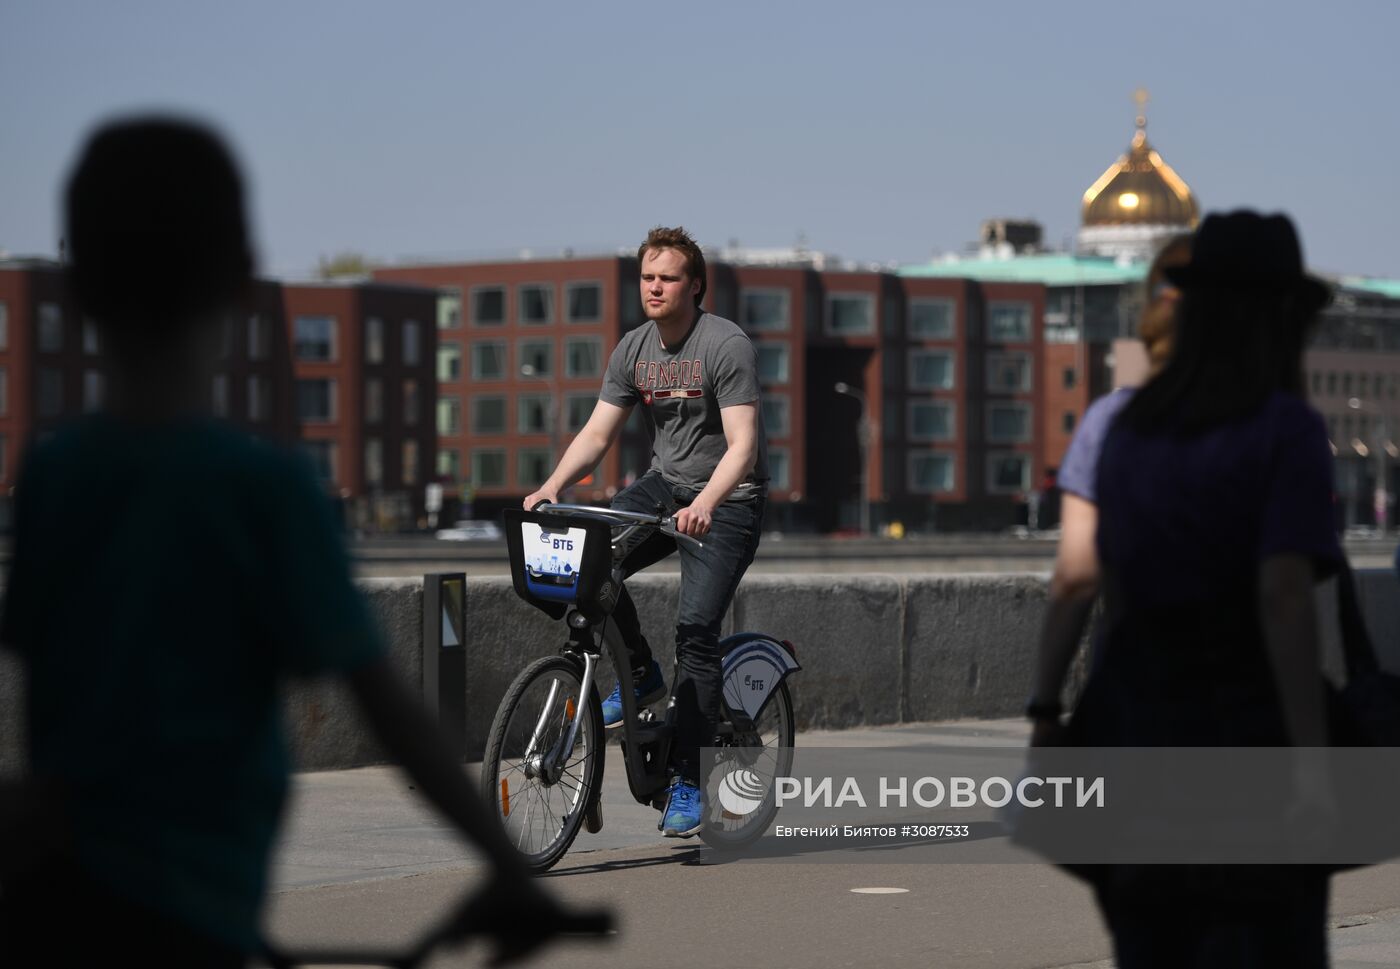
[600,660,666,728]
[660,778,706,838]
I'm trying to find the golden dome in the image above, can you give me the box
[1082,94,1198,229]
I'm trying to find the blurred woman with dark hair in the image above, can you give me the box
[1029,211,1339,966]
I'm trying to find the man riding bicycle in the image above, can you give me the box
[523,226,768,838]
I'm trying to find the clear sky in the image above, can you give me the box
[2,0,1396,278]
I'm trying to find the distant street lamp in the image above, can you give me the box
[834,382,873,535]
[1348,396,1395,532]
[521,362,560,494]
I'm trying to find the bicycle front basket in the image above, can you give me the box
[503,508,615,620]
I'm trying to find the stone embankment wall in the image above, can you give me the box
[1,571,1395,773]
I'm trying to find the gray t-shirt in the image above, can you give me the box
[601,312,768,499]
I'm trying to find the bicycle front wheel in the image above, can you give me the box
[700,681,796,851]
[481,655,603,872]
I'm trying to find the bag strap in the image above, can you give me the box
[1336,558,1381,679]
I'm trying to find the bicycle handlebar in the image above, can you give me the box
[530,501,705,550]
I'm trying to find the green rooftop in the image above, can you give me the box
[1339,277,1400,300]
[898,252,1148,287]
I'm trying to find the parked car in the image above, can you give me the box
[434,519,503,542]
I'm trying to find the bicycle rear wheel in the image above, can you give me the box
[700,681,795,851]
[481,655,603,872]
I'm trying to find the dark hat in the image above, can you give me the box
[1163,210,1331,309]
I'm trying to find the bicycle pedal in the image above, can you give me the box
[584,797,604,834]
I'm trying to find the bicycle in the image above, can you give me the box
[481,502,801,872]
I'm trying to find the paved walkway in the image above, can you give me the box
[265,720,1400,968]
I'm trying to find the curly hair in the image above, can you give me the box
[638,226,707,308]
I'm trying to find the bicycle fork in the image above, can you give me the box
[524,652,598,785]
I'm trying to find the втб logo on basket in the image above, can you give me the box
[717,768,768,817]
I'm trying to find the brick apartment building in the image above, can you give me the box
[0,260,436,530]
[374,255,1045,531]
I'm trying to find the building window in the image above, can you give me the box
[518,394,550,433]
[518,284,554,325]
[437,342,462,382]
[565,338,602,378]
[1063,367,1077,390]
[909,350,956,390]
[909,452,955,494]
[518,448,551,488]
[82,370,105,413]
[365,317,385,364]
[1343,373,1354,397]
[826,293,875,335]
[519,340,553,377]
[762,396,790,437]
[38,369,63,417]
[403,320,422,366]
[987,302,1032,343]
[767,447,791,489]
[364,378,383,423]
[38,303,63,352]
[303,440,336,482]
[211,374,229,418]
[0,368,7,416]
[756,344,790,384]
[0,301,8,349]
[438,291,462,330]
[472,396,507,434]
[294,316,337,362]
[437,396,461,435]
[566,394,594,432]
[437,448,461,479]
[909,400,955,441]
[248,375,271,422]
[987,453,1031,493]
[987,403,1031,442]
[365,438,383,487]
[0,434,6,482]
[1326,372,1337,396]
[472,286,506,326]
[741,289,790,332]
[248,314,270,361]
[402,379,420,426]
[1063,411,1077,433]
[402,440,419,486]
[296,378,336,422]
[471,449,507,487]
[986,353,1032,393]
[82,319,101,355]
[908,298,954,339]
[471,342,507,380]
[566,282,602,323]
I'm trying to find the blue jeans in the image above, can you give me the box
[609,471,765,783]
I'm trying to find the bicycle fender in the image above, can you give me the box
[720,634,801,722]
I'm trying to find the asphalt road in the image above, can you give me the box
[263,719,1400,969]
